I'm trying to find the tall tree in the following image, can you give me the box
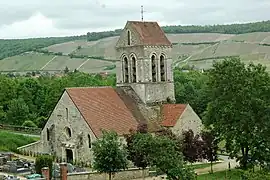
[125,123,150,180]
[204,57,270,169]
[92,131,128,180]
[201,131,219,173]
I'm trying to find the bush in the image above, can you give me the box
[22,120,37,128]
[35,155,54,178]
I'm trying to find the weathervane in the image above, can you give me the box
[141,5,146,21]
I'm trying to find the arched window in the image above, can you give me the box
[65,127,72,138]
[131,56,136,83]
[47,128,50,141]
[151,55,157,82]
[88,134,91,148]
[123,57,129,83]
[127,31,131,45]
[160,55,166,81]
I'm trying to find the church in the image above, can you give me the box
[18,21,203,164]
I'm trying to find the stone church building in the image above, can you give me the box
[18,21,203,164]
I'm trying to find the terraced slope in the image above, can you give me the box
[0,53,55,71]
[2,32,270,73]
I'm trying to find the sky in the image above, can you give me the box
[0,0,269,39]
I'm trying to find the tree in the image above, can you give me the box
[204,57,270,169]
[125,124,151,180]
[6,98,29,125]
[201,131,219,173]
[92,131,128,180]
[150,135,196,180]
[35,155,54,178]
[181,130,205,163]
[64,66,69,74]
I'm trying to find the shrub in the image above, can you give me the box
[35,155,54,178]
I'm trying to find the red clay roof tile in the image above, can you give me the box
[161,104,187,127]
[66,87,138,138]
[128,21,172,46]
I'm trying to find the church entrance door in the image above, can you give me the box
[65,149,73,163]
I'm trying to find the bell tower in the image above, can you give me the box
[115,21,175,105]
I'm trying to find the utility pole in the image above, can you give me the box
[141,5,146,21]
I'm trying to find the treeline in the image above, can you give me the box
[0,35,86,60]
[0,69,207,129]
[87,20,270,41]
[0,72,116,128]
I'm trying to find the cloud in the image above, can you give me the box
[0,0,269,39]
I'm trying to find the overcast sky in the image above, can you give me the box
[0,0,269,39]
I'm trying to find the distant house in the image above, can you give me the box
[18,20,203,164]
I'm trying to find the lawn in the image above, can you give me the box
[197,169,242,180]
[189,162,221,169]
[0,130,39,152]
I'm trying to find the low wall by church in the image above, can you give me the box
[62,168,149,180]
[17,141,42,157]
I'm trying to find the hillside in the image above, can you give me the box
[1,20,270,74]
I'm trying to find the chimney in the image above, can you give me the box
[60,162,68,180]
[41,167,50,180]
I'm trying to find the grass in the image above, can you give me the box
[189,162,221,169]
[42,56,86,71]
[0,53,54,71]
[0,130,39,152]
[197,169,242,180]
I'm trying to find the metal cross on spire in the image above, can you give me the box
[141,5,146,21]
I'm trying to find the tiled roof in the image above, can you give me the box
[66,87,138,138]
[128,21,172,46]
[161,104,187,127]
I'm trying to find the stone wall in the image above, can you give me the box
[172,104,203,136]
[59,168,149,180]
[17,141,41,156]
[40,91,97,164]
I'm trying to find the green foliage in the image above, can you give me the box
[0,131,37,152]
[241,170,270,180]
[35,155,54,178]
[150,135,196,180]
[197,169,242,180]
[174,68,210,118]
[125,132,152,170]
[87,21,270,42]
[0,72,115,127]
[92,131,128,180]
[6,98,29,125]
[0,36,85,60]
[22,120,37,128]
[204,57,270,169]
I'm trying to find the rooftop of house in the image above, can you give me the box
[161,104,187,127]
[127,21,172,46]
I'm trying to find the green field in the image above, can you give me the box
[0,130,38,152]
[1,32,270,73]
[0,53,54,71]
